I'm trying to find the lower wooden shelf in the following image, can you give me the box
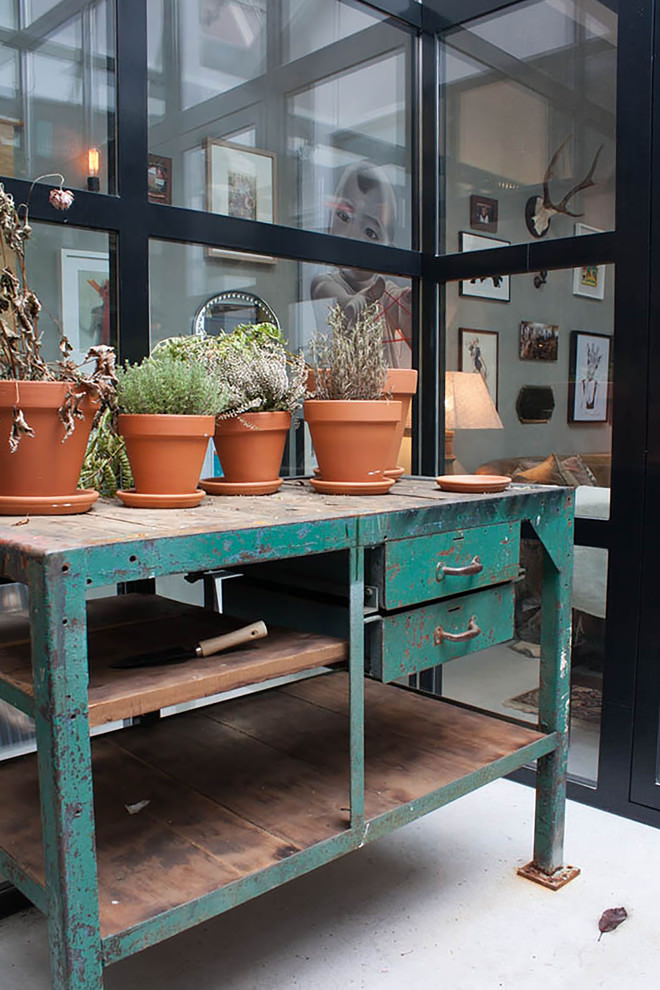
[0,593,348,725]
[0,671,547,941]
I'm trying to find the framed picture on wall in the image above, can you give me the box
[572,223,606,300]
[459,327,499,407]
[519,321,559,361]
[59,249,110,364]
[568,330,611,423]
[205,138,276,263]
[469,194,498,233]
[458,232,510,302]
[147,153,172,205]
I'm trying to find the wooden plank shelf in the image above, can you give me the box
[0,671,546,940]
[0,594,348,726]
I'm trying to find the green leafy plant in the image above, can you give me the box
[0,176,116,449]
[116,352,228,416]
[309,301,388,401]
[153,322,307,419]
[79,407,133,496]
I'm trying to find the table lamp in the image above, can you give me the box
[444,371,503,474]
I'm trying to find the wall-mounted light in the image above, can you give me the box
[87,147,100,192]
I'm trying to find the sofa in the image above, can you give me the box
[476,451,610,489]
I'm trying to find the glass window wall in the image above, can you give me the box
[148,238,414,475]
[440,0,617,251]
[146,0,413,248]
[0,1,116,192]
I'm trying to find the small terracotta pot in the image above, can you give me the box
[304,399,401,486]
[384,368,418,478]
[118,414,215,494]
[212,411,291,485]
[0,380,96,498]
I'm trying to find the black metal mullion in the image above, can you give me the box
[627,0,660,812]
[145,207,422,277]
[432,231,615,284]
[419,28,439,476]
[115,0,149,362]
[597,0,655,813]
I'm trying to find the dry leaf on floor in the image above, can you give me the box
[598,906,628,940]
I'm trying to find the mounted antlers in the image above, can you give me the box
[525,139,603,238]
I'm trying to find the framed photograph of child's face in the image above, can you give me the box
[458,232,510,302]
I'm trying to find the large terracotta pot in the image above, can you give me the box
[0,380,98,514]
[118,414,215,498]
[303,399,401,495]
[203,410,291,496]
[384,368,418,478]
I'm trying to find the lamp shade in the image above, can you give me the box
[445,371,503,431]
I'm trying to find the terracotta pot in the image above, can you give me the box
[118,414,215,495]
[0,380,97,498]
[384,368,418,478]
[304,399,401,490]
[211,411,291,485]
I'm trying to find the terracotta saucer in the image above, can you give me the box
[384,465,405,479]
[435,474,511,494]
[200,477,283,496]
[309,477,396,495]
[0,489,99,516]
[116,489,206,508]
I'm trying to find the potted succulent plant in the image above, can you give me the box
[115,351,227,508]
[304,302,401,495]
[0,176,117,515]
[154,323,307,495]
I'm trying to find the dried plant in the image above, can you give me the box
[154,322,307,419]
[309,302,388,400]
[0,175,117,450]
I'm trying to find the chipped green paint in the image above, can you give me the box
[369,583,515,682]
[0,480,575,985]
[379,521,520,609]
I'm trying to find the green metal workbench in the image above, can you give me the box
[0,477,576,988]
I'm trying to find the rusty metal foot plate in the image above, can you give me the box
[517,861,581,890]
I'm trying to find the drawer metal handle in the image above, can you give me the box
[434,616,481,645]
[436,555,483,580]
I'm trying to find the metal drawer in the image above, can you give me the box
[373,522,520,610]
[366,583,515,682]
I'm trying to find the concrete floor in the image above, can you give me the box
[0,777,657,989]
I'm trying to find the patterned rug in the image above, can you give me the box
[505,684,602,725]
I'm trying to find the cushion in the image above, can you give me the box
[560,454,598,487]
[512,452,571,486]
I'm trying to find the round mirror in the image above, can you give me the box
[192,291,279,336]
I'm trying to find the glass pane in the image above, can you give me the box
[444,264,613,516]
[441,260,613,785]
[282,0,379,62]
[147,0,413,247]
[149,239,414,474]
[440,0,617,250]
[441,545,607,784]
[0,1,116,192]
[0,0,16,29]
[27,221,113,365]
